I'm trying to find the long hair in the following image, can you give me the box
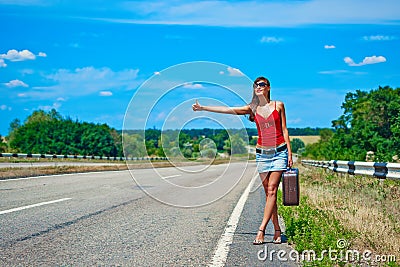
[248,76,270,122]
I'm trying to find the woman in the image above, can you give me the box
[192,76,293,245]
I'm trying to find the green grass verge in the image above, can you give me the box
[278,191,399,266]
[278,192,351,266]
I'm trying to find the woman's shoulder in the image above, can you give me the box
[274,100,285,107]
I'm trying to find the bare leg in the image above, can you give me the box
[271,201,279,228]
[271,202,281,240]
[253,171,283,243]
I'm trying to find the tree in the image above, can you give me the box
[8,109,122,156]
[212,130,229,151]
[8,118,21,134]
[123,134,146,158]
[291,138,305,153]
[199,138,217,158]
[145,140,157,156]
[224,134,247,155]
[303,86,400,162]
[0,135,6,152]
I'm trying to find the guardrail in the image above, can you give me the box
[302,160,400,180]
[0,153,167,161]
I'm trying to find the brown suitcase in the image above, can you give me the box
[282,168,300,206]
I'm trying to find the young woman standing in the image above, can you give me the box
[192,76,293,244]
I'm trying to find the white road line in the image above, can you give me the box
[0,198,72,215]
[162,174,182,179]
[208,175,256,267]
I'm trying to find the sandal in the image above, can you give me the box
[273,229,282,244]
[253,229,265,245]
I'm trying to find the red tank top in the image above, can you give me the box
[254,101,285,147]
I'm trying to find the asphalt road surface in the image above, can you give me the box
[0,162,299,266]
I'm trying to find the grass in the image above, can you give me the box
[278,164,400,266]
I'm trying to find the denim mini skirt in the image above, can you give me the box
[256,145,288,173]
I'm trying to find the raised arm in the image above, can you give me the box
[192,100,251,115]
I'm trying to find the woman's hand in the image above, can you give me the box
[192,100,202,111]
[287,154,293,168]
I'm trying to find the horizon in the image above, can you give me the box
[2,107,332,136]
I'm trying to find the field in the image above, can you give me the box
[290,135,320,145]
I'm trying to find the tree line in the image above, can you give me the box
[0,109,318,158]
[122,128,311,159]
[303,86,400,162]
[122,128,250,159]
[3,86,397,162]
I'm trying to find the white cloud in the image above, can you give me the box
[20,69,34,75]
[363,35,397,41]
[99,91,113,96]
[227,67,244,77]
[0,104,11,111]
[155,112,166,121]
[288,118,302,124]
[260,36,283,43]
[183,83,204,89]
[362,56,387,65]
[5,79,28,88]
[154,71,161,75]
[324,45,336,49]
[38,102,62,111]
[344,55,386,66]
[18,93,27,97]
[95,0,400,27]
[48,66,136,85]
[0,49,36,61]
[343,57,354,65]
[319,70,349,74]
[0,49,46,63]
[53,102,62,109]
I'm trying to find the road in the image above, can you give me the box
[0,162,298,266]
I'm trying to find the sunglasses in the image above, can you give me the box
[254,82,268,88]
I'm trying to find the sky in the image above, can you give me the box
[1,0,400,136]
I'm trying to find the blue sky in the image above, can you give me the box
[1,0,400,136]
